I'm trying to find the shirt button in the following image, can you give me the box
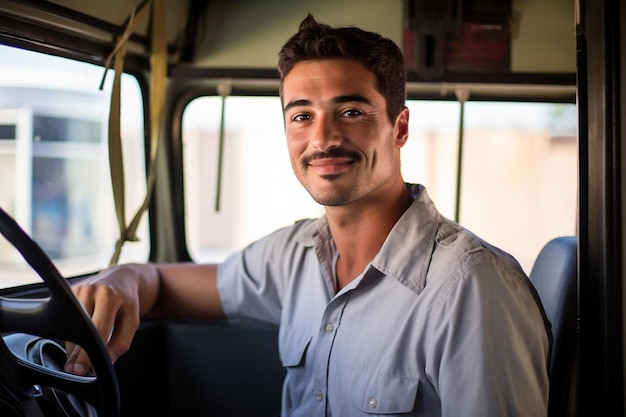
[315,391,324,401]
[325,323,334,333]
[369,398,377,409]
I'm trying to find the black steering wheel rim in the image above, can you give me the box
[0,206,120,417]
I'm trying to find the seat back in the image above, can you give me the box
[529,236,578,417]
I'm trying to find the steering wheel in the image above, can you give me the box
[0,206,120,417]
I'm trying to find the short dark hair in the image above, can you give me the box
[278,14,406,123]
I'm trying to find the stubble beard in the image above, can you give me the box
[307,175,356,207]
[299,149,363,207]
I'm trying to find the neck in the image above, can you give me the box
[326,182,413,289]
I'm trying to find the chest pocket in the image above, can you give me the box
[279,328,312,368]
[349,368,419,415]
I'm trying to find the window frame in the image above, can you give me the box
[172,84,577,272]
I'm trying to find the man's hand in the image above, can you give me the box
[65,264,158,375]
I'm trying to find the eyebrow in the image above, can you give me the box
[283,99,311,113]
[283,94,372,113]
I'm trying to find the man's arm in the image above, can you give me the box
[149,263,224,319]
[65,262,224,375]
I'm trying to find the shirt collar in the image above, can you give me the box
[295,184,443,295]
[371,184,442,294]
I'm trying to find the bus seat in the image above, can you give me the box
[529,236,578,417]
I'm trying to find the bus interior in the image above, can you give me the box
[0,0,623,416]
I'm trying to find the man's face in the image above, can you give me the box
[282,58,408,207]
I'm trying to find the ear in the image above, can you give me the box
[393,107,409,148]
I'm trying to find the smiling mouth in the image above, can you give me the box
[307,157,355,175]
[309,157,354,167]
[302,149,360,176]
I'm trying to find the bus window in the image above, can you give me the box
[403,101,577,272]
[0,45,149,288]
[182,96,324,262]
[183,96,577,273]
[401,100,461,215]
[457,102,577,271]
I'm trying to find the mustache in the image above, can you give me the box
[301,148,361,167]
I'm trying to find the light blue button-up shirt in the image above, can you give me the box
[217,184,550,416]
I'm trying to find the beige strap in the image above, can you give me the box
[107,0,166,265]
[99,0,152,91]
[108,41,128,260]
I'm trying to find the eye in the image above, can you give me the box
[339,109,363,118]
[291,113,311,122]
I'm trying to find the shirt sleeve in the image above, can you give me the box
[216,221,314,325]
[425,255,550,417]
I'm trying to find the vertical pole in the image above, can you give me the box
[215,82,231,212]
[454,89,469,223]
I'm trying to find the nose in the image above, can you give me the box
[310,113,343,151]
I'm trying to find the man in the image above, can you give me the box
[67,14,550,416]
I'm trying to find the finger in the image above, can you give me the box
[65,285,96,374]
[66,284,119,374]
[72,283,98,316]
[65,343,91,375]
[106,304,140,363]
[90,285,139,363]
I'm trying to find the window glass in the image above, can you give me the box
[183,96,576,274]
[459,102,577,270]
[402,101,577,271]
[183,96,324,262]
[0,45,148,289]
[402,101,461,216]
